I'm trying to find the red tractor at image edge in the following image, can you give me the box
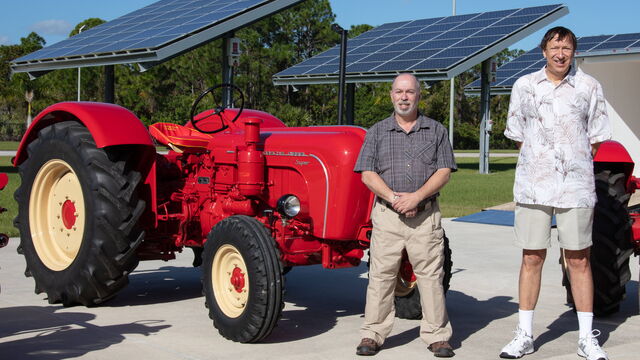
[9,83,639,343]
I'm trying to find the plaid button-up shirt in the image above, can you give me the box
[354,113,457,195]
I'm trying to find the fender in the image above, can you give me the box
[593,139,636,193]
[13,101,158,228]
[593,140,634,165]
[13,101,154,166]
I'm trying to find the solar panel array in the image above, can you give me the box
[12,0,303,76]
[465,32,640,94]
[273,4,567,85]
[16,0,269,62]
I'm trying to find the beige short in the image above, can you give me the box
[514,203,594,251]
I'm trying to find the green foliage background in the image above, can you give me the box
[0,0,523,149]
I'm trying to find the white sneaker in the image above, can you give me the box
[578,330,608,360]
[499,327,534,359]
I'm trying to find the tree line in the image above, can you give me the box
[0,0,522,149]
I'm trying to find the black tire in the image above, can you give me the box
[590,167,634,316]
[202,215,284,343]
[395,233,453,319]
[14,121,145,306]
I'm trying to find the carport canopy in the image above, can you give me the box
[272,4,568,86]
[10,0,305,79]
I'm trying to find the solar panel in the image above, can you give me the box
[11,0,304,77]
[464,32,640,94]
[272,4,568,85]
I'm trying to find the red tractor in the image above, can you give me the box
[583,141,640,315]
[12,84,450,343]
[559,141,640,316]
[0,172,8,250]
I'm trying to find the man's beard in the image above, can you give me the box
[394,102,416,116]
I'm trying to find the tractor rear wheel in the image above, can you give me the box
[394,233,453,319]
[203,215,284,343]
[591,167,634,316]
[562,167,635,316]
[15,121,145,306]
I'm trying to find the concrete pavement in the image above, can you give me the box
[0,220,638,359]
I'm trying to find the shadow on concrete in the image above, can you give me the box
[0,305,169,359]
[264,263,368,343]
[383,286,519,351]
[106,265,203,307]
[534,279,639,350]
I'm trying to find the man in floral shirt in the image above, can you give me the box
[501,27,611,360]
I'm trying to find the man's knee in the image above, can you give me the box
[522,249,546,269]
[564,248,590,270]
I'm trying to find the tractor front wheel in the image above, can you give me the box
[203,215,284,343]
[15,121,145,306]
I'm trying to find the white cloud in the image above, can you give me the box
[30,19,72,35]
[0,35,9,45]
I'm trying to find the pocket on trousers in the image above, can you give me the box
[433,227,444,241]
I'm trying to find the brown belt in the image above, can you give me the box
[378,197,434,213]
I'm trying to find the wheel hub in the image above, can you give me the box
[61,199,77,229]
[230,266,245,293]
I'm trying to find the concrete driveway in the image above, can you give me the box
[1,219,638,359]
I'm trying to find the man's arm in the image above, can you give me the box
[393,167,452,214]
[361,171,395,204]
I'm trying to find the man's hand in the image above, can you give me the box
[392,191,421,215]
[404,208,418,218]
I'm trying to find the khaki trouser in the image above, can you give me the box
[360,199,452,346]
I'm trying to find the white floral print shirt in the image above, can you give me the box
[504,66,611,208]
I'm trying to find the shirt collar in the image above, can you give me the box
[535,64,578,87]
[384,113,431,132]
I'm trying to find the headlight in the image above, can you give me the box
[277,195,300,218]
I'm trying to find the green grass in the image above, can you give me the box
[0,157,19,237]
[439,156,517,218]
[454,149,518,153]
[0,156,518,236]
[0,141,20,151]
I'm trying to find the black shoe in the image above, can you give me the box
[356,338,380,356]
[428,341,455,358]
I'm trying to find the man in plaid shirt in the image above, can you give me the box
[354,73,457,358]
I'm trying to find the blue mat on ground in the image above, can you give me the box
[453,210,557,227]
[453,210,515,226]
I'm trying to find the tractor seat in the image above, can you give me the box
[149,122,212,153]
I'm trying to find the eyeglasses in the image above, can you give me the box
[546,46,574,54]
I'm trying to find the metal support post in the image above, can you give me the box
[222,34,234,107]
[479,59,491,174]
[104,65,115,103]
[346,83,355,125]
[332,24,348,125]
[448,0,456,147]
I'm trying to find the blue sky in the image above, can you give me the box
[1,0,639,52]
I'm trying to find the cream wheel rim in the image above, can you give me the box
[395,274,417,297]
[29,159,86,271]
[212,244,249,318]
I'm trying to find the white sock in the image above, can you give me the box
[518,309,534,337]
[577,311,593,339]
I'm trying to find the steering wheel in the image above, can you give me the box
[190,83,245,134]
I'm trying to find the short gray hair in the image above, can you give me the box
[392,73,421,92]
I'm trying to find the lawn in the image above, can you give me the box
[0,155,518,237]
[439,156,517,218]
[0,141,20,151]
